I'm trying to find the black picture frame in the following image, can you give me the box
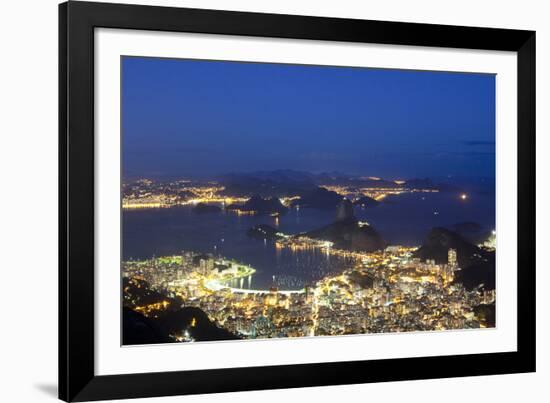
[59,1,536,401]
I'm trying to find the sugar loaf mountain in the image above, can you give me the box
[305,199,386,251]
[248,199,386,252]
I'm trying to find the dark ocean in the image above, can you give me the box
[123,190,495,290]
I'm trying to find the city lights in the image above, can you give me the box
[121,177,496,343]
[123,239,495,341]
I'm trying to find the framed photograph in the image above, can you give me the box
[59,1,536,401]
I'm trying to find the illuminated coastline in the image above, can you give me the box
[123,237,495,340]
[122,178,438,210]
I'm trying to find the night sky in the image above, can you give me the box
[122,56,495,180]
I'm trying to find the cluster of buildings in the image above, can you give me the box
[121,177,438,210]
[122,244,496,341]
[320,183,438,202]
[308,247,492,335]
[122,178,248,209]
[479,230,497,251]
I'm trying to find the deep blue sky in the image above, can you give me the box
[122,56,495,180]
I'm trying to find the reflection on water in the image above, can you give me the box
[123,191,495,289]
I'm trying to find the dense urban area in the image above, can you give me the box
[122,175,496,344]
